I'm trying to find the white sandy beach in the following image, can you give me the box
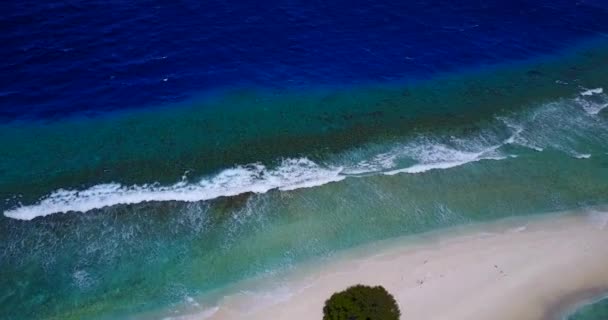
[174,209,608,320]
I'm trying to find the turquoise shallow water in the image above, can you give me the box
[569,298,608,320]
[1,40,608,319]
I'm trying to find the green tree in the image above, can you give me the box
[323,284,401,320]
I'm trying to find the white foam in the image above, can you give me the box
[577,98,608,115]
[498,95,608,158]
[384,146,481,175]
[587,210,608,230]
[198,306,220,319]
[343,152,398,175]
[163,305,219,320]
[4,158,345,220]
[384,154,506,175]
[576,88,608,115]
[580,88,603,96]
[499,117,544,151]
[380,136,509,175]
[587,103,607,115]
[574,153,592,159]
[349,126,516,177]
[185,296,200,307]
[509,225,528,233]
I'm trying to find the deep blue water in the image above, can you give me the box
[2,0,608,120]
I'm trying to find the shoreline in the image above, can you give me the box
[164,208,608,320]
[543,288,608,320]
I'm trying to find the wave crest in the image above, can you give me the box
[4,159,344,220]
[4,91,608,220]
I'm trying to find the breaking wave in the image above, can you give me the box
[4,90,608,220]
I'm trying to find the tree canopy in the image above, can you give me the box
[323,284,401,320]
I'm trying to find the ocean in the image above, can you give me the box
[1,1,608,319]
